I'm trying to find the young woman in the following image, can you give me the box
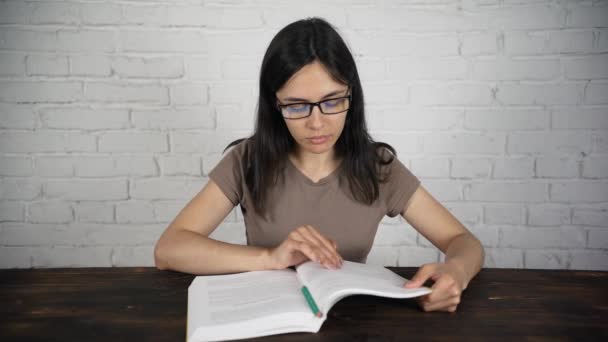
[154,17,485,313]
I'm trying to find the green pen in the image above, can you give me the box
[301,286,323,318]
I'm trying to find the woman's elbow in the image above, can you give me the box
[154,238,170,271]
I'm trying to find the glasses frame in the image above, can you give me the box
[276,91,352,120]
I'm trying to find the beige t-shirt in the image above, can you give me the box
[208,139,421,263]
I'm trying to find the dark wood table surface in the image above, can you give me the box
[1,266,607,341]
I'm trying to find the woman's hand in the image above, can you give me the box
[403,261,468,313]
[267,225,343,270]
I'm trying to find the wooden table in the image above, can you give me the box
[1,267,607,341]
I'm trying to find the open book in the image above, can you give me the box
[187,260,433,341]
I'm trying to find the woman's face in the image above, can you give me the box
[275,60,349,156]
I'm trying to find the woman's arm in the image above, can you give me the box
[402,185,485,289]
[154,180,274,275]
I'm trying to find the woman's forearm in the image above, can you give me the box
[444,233,485,290]
[154,229,275,275]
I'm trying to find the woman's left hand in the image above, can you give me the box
[403,261,468,313]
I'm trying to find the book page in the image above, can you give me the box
[296,260,432,314]
[188,269,322,341]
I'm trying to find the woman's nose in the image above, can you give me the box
[306,105,324,128]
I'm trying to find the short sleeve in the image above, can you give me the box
[382,154,421,217]
[208,141,247,206]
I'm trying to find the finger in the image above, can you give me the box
[427,276,460,302]
[420,295,461,313]
[298,226,340,268]
[404,264,437,288]
[292,239,325,264]
[305,225,342,265]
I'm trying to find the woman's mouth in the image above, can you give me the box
[307,135,330,145]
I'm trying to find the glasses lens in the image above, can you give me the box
[320,97,349,114]
[282,103,311,119]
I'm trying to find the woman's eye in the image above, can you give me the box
[287,104,309,112]
[324,99,340,107]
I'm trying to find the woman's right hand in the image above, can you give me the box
[267,225,344,270]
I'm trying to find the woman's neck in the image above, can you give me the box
[289,147,341,175]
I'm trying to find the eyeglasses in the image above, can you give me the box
[276,92,352,120]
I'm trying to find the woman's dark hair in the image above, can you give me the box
[223,17,397,218]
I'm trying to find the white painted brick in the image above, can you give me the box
[0,28,57,51]
[31,246,113,268]
[0,1,30,25]
[56,29,115,53]
[410,83,493,105]
[29,1,80,25]
[497,83,583,105]
[551,181,608,203]
[207,31,274,56]
[74,202,114,223]
[372,224,417,246]
[388,57,467,80]
[185,56,222,81]
[26,55,69,76]
[344,31,458,57]
[451,158,491,179]
[600,29,608,51]
[28,201,73,223]
[585,83,608,105]
[0,223,164,246]
[553,107,608,129]
[465,182,546,202]
[45,180,128,201]
[504,30,594,55]
[482,248,523,268]
[489,5,564,30]
[74,156,158,177]
[528,204,571,226]
[0,156,33,176]
[0,179,41,200]
[209,222,246,245]
[209,82,255,103]
[130,178,204,200]
[423,132,505,154]
[215,103,255,131]
[85,82,168,104]
[570,250,608,271]
[500,226,586,249]
[132,107,215,130]
[461,32,497,56]
[369,108,462,132]
[347,8,483,32]
[465,108,549,130]
[116,201,156,223]
[0,247,31,268]
[170,83,209,105]
[567,4,608,28]
[484,204,525,224]
[182,8,263,29]
[472,57,560,81]
[587,229,608,249]
[364,82,408,104]
[366,246,399,267]
[536,155,579,178]
[34,156,74,177]
[0,81,82,103]
[40,107,130,130]
[158,155,201,176]
[111,246,155,267]
[70,55,112,77]
[154,200,189,223]
[264,6,345,29]
[593,131,608,153]
[112,56,184,79]
[202,152,222,176]
[0,52,25,76]
[507,132,590,154]
[0,132,95,153]
[221,57,260,80]
[0,104,37,129]
[119,30,207,53]
[572,207,608,227]
[409,158,449,178]
[120,4,166,26]
[418,180,461,202]
[397,247,439,267]
[81,3,122,25]
[98,132,168,152]
[172,131,251,154]
[0,201,25,222]
[493,157,534,179]
[525,249,571,269]
[354,57,385,82]
[564,55,608,80]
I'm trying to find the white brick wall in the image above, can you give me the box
[0,0,606,270]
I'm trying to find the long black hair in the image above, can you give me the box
[223,17,397,218]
